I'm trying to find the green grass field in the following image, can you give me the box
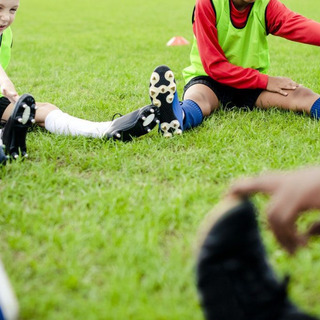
[0,0,320,318]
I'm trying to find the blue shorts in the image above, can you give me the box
[183,76,263,110]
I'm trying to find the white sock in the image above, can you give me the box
[44,110,112,138]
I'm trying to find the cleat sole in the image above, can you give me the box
[149,65,182,138]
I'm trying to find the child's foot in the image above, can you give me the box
[1,94,36,159]
[149,65,183,138]
[103,104,160,142]
[196,196,317,320]
[0,259,19,320]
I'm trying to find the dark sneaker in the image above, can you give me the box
[1,94,36,159]
[196,197,318,320]
[103,104,160,142]
[0,259,19,320]
[149,65,183,138]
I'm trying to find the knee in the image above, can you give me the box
[36,102,59,112]
[184,91,218,116]
[288,87,319,112]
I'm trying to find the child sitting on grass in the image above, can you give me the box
[148,0,320,137]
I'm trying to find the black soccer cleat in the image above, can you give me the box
[1,94,36,159]
[196,197,319,320]
[103,104,160,142]
[149,65,183,137]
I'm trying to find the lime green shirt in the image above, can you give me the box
[0,27,12,70]
[183,0,270,84]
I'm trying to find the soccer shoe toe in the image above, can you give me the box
[104,104,160,142]
[1,94,36,159]
[149,65,183,137]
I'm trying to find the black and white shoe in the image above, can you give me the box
[0,258,19,320]
[196,197,318,320]
[149,65,183,138]
[1,94,36,159]
[103,104,160,142]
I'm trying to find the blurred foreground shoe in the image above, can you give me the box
[2,94,36,159]
[149,65,183,137]
[0,259,19,320]
[196,197,319,320]
[103,104,160,142]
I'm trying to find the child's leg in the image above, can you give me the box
[3,101,160,141]
[183,83,219,117]
[37,103,113,138]
[255,86,320,115]
[3,102,112,138]
[42,103,159,141]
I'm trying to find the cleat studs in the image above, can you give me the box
[154,102,160,107]
[22,103,28,109]
[161,88,165,93]
[161,125,168,131]
[172,120,180,129]
[156,119,160,124]
[168,97,173,103]
[34,106,38,110]
[150,90,156,96]
[14,154,19,159]
[163,132,172,138]
[150,108,154,113]
[17,118,23,123]
[31,119,36,124]
[147,128,151,133]
[116,133,121,139]
[175,129,183,135]
[23,153,28,158]
[142,116,146,121]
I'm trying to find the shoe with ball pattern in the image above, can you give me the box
[149,65,183,138]
[103,104,160,142]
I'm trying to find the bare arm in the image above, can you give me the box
[0,65,19,103]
